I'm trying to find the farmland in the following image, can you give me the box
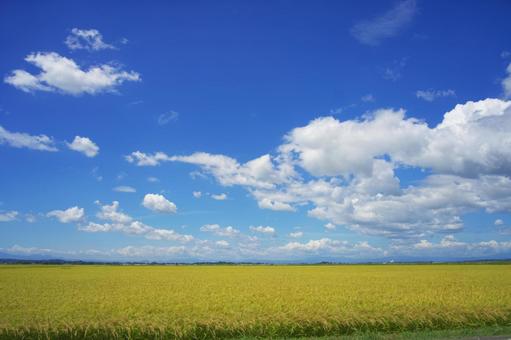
[0,264,510,339]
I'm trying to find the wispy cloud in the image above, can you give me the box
[416,89,456,102]
[113,186,136,193]
[65,28,115,51]
[0,211,18,222]
[361,94,375,102]
[503,63,511,98]
[382,58,407,81]
[351,0,417,46]
[157,111,179,126]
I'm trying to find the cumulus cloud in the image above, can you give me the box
[216,240,229,247]
[324,223,336,230]
[281,99,511,178]
[142,194,177,213]
[407,235,511,256]
[0,125,57,151]
[416,89,456,102]
[495,219,504,226]
[81,201,192,242]
[126,81,511,240]
[125,151,171,166]
[113,186,136,193]
[115,245,186,258]
[0,211,18,222]
[200,224,240,237]
[4,52,140,95]
[67,136,99,157]
[65,28,114,51]
[280,238,382,256]
[95,201,132,223]
[211,193,227,201]
[257,197,295,211]
[351,0,417,46]
[249,226,276,235]
[289,231,303,238]
[47,206,84,223]
[193,191,202,198]
[147,177,159,183]
[126,152,295,190]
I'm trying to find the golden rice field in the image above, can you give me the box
[0,264,510,339]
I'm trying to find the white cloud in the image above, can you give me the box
[382,58,407,81]
[65,28,114,51]
[147,177,159,183]
[416,89,456,102]
[282,99,511,178]
[91,167,103,182]
[47,206,84,223]
[81,201,192,242]
[125,151,171,166]
[281,238,343,251]
[324,223,336,230]
[200,224,240,237]
[254,100,511,237]
[67,136,99,157]
[157,111,179,126]
[257,197,295,211]
[0,125,57,151]
[113,186,136,193]
[289,231,303,238]
[351,0,417,46]
[116,172,127,181]
[3,232,510,261]
[126,152,295,190]
[193,191,202,198]
[216,240,229,247]
[3,244,52,255]
[414,239,433,249]
[142,194,177,214]
[211,193,227,201]
[25,214,37,223]
[5,52,140,95]
[125,73,511,241]
[249,225,276,235]
[361,94,375,102]
[503,63,511,98]
[115,245,185,258]
[280,238,382,256]
[409,235,511,254]
[96,201,132,223]
[495,219,504,226]
[0,211,18,222]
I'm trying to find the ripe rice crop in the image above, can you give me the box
[0,264,510,339]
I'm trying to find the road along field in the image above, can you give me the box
[0,264,510,339]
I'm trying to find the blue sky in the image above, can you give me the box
[1,0,511,262]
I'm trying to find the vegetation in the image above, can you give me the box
[0,264,510,339]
